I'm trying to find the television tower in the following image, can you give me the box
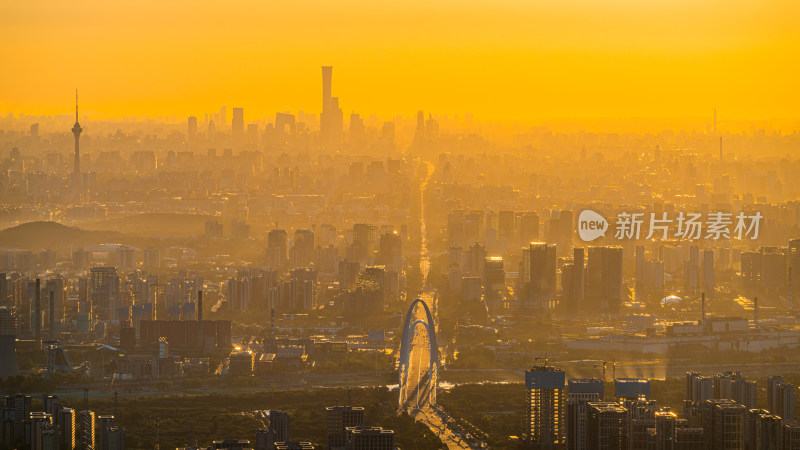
[72,90,82,174]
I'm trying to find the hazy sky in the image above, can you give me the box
[1,0,798,121]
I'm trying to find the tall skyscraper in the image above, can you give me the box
[322,66,332,111]
[525,365,566,448]
[89,267,120,321]
[0,307,20,379]
[79,410,95,450]
[413,110,426,146]
[232,107,244,141]
[713,371,757,409]
[484,256,505,307]
[701,400,745,449]
[498,210,516,241]
[654,409,677,450]
[188,116,198,140]
[377,233,402,272]
[701,249,714,295]
[320,66,343,148]
[567,378,604,450]
[572,247,585,307]
[686,371,714,404]
[789,239,800,309]
[519,212,540,245]
[325,406,364,450]
[528,242,557,309]
[291,230,315,269]
[207,120,216,142]
[587,246,623,311]
[267,229,289,268]
[268,410,290,443]
[585,402,629,450]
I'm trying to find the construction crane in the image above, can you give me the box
[534,354,549,367]
[594,360,616,401]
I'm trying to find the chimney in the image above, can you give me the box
[270,308,275,338]
[701,292,706,324]
[35,279,41,348]
[197,290,203,322]
[49,291,55,340]
[197,290,203,353]
[754,297,759,326]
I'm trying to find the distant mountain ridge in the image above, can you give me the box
[0,221,123,252]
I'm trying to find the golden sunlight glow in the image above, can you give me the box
[1,0,799,121]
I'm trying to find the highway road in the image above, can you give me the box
[398,161,484,449]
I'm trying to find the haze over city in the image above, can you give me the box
[2,1,800,449]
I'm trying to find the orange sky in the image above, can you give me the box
[1,0,798,122]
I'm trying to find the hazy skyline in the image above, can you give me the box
[2,0,800,122]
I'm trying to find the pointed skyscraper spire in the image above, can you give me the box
[75,89,79,122]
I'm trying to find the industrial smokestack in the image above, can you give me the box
[701,292,706,324]
[49,291,55,340]
[35,278,41,347]
[197,290,203,352]
[754,297,759,326]
[197,290,203,323]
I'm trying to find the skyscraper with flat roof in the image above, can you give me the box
[268,229,289,268]
[89,267,119,321]
[701,399,745,449]
[567,378,604,450]
[789,239,800,310]
[320,66,343,148]
[188,116,198,143]
[268,410,290,443]
[232,108,244,141]
[587,246,623,311]
[585,402,628,450]
[322,66,332,111]
[528,242,557,309]
[345,426,394,450]
[325,406,364,450]
[526,365,566,448]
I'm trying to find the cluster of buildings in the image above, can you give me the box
[443,199,800,316]
[0,394,123,450]
[178,406,393,450]
[0,395,401,450]
[524,365,800,449]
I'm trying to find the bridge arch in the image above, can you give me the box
[398,297,439,408]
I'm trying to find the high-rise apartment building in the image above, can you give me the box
[526,365,566,448]
[585,402,629,450]
[567,378,604,450]
[325,406,365,450]
[89,267,119,321]
[528,242,557,309]
[586,246,623,311]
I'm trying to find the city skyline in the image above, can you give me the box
[2,0,800,121]
[4,1,800,448]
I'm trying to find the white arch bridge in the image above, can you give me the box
[398,297,439,409]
